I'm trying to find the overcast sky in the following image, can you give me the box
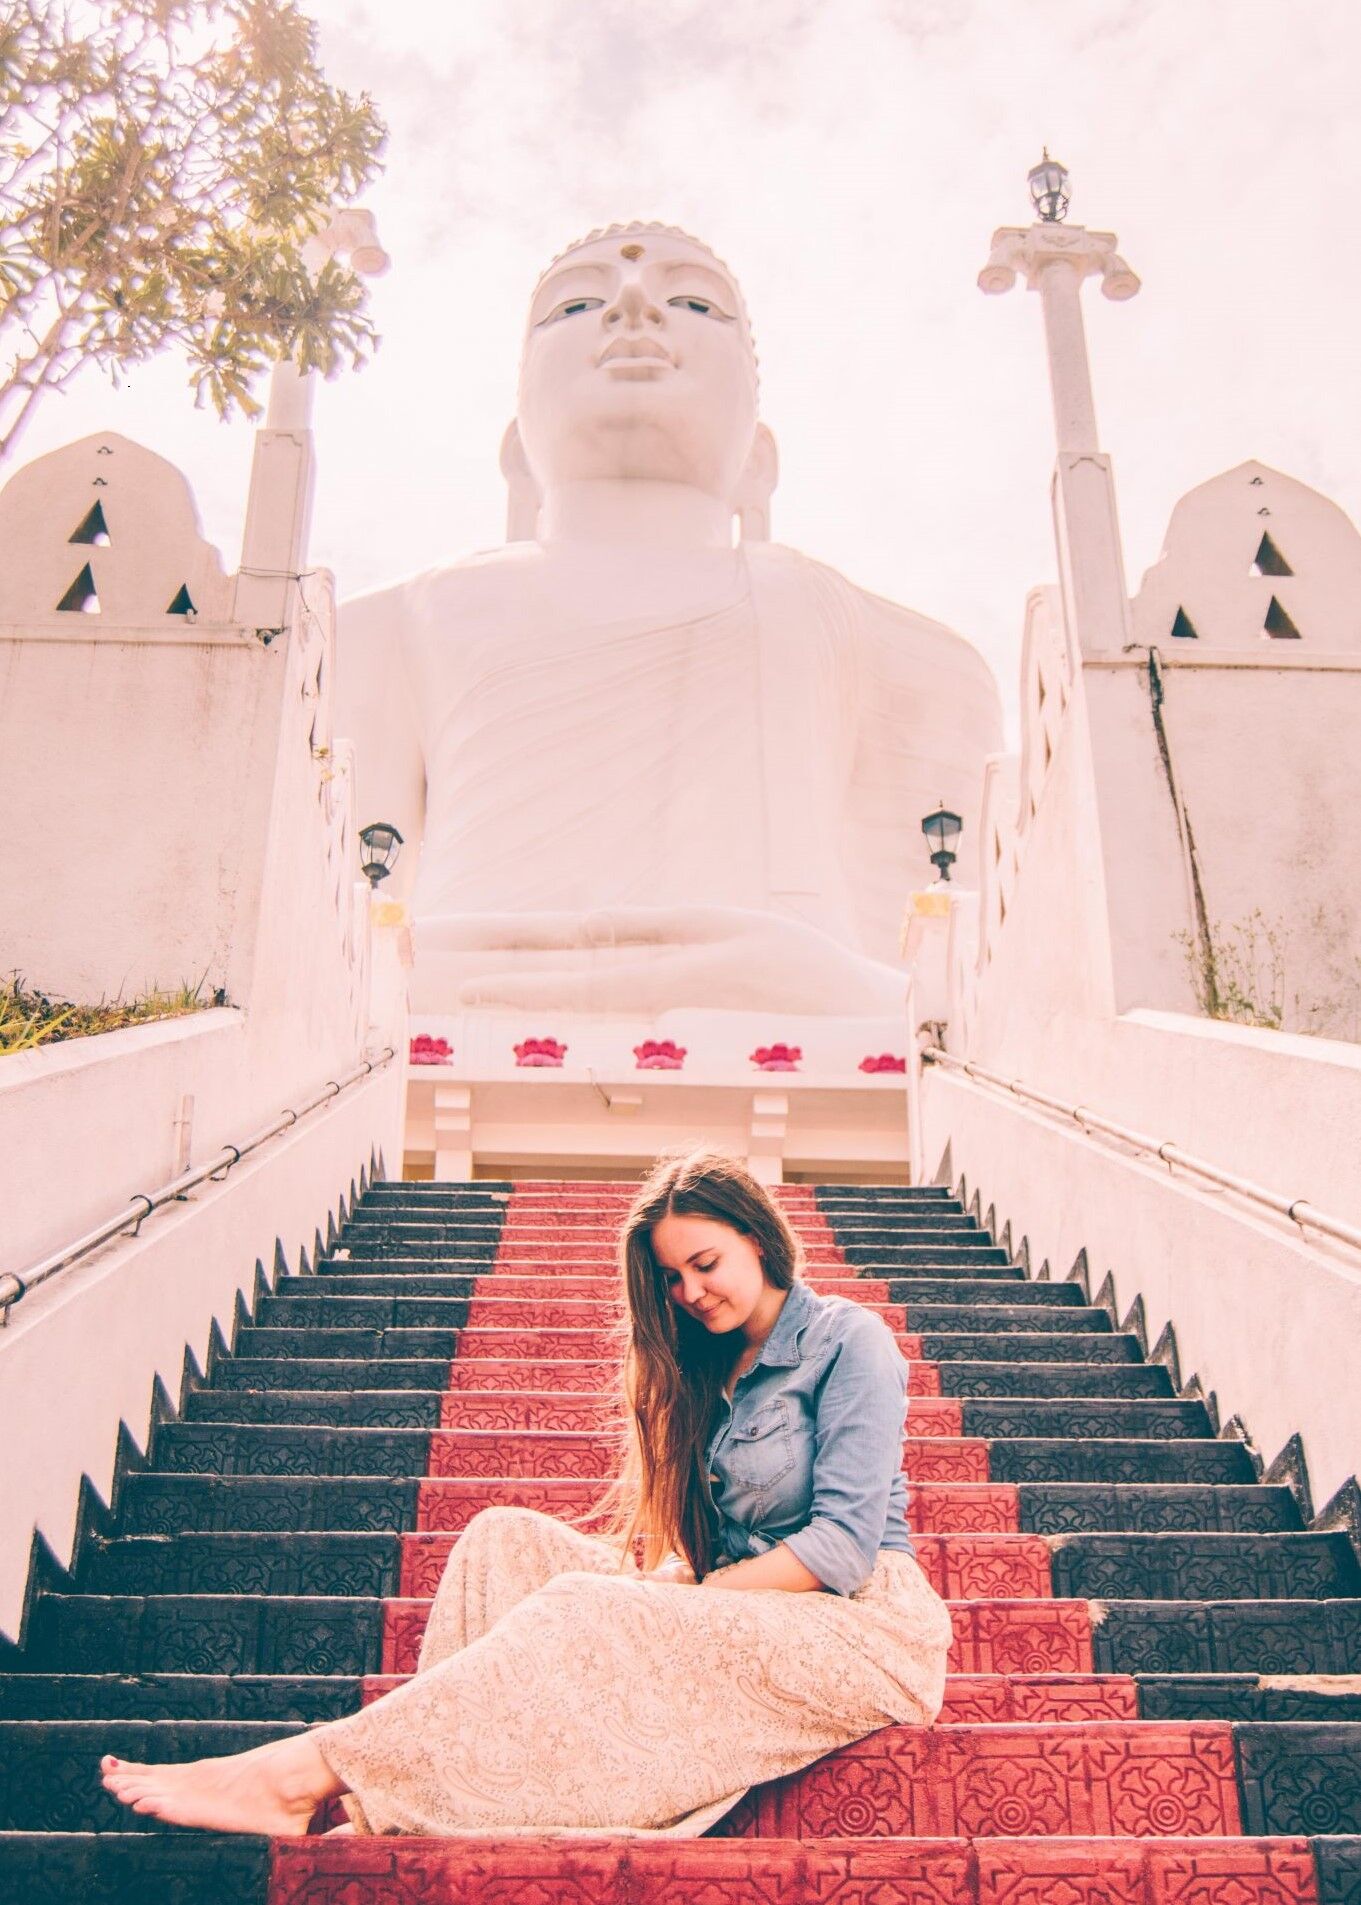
[14,0,1361,739]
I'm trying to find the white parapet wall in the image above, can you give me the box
[919,1025,1361,1512]
[0,1053,403,1640]
[911,453,1361,1517]
[0,423,410,1640]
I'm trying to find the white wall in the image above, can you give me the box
[921,1063,1361,1512]
[0,1059,404,1641]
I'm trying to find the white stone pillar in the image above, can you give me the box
[433,1084,474,1182]
[748,1091,789,1185]
[978,216,1140,657]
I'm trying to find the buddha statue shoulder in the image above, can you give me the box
[335,223,1003,1021]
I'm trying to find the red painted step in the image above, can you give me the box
[411,1476,1018,1532]
[395,1530,1051,1598]
[358,1670,1140,1724]
[461,1295,908,1329]
[416,1428,987,1480]
[436,1390,965,1435]
[380,1597,1092,1676]
[448,1327,929,1360]
[720,1721,1241,1839]
[441,1356,946,1394]
[425,1271,895,1302]
[268,1833,1317,1904]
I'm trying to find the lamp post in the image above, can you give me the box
[977,158,1140,656]
[1027,148,1070,224]
[359,821,404,888]
[921,804,962,882]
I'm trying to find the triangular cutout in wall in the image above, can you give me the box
[1265,596,1302,639]
[1249,532,1293,578]
[166,584,197,616]
[69,501,111,546]
[1171,607,1199,640]
[56,564,100,613]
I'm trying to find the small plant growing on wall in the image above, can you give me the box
[1176,908,1361,1041]
[0,970,223,1054]
[0,0,386,463]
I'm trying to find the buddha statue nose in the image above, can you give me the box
[611,279,661,328]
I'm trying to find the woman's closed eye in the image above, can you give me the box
[665,1258,717,1288]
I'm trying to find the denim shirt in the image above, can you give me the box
[701,1276,915,1597]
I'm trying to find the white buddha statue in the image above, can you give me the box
[335,223,1002,1024]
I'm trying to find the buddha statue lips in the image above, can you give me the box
[334,223,1003,1020]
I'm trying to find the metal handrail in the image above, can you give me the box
[0,1045,397,1324]
[922,1045,1361,1255]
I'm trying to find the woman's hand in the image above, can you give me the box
[638,1555,698,1586]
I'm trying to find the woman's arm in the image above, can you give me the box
[698,1544,827,1593]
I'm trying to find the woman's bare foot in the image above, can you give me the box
[99,1730,345,1836]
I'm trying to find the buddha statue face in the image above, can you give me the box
[515,229,761,507]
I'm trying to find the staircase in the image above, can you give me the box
[3,1180,1361,1903]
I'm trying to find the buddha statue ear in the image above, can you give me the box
[733,423,778,543]
[500,422,542,542]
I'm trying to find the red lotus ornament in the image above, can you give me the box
[750,1043,802,1071]
[859,1053,907,1073]
[409,1034,452,1066]
[514,1037,567,1068]
[634,1039,686,1070]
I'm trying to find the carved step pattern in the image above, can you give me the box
[1,1177,1358,1903]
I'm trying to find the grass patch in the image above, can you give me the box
[0,971,224,1055]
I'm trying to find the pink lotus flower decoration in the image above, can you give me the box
[750,1043,802,1072]
[409,1034,452,1066]
[515,1037,567,1068]
[859,1053,907,1074]
[635,1039,686,1070]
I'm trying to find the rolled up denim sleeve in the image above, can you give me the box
[780,1310,909,1597]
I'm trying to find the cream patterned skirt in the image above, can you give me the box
[316,1503,953,1838]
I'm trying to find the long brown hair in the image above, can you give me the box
[564,1146,805,1578]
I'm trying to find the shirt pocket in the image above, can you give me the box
[723,1397,796,1493]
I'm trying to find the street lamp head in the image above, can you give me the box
[921,803,963,882]
[1028,149,1071,224]
[359,820,404,887]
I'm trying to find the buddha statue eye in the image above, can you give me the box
[667,296,731,321]
[543,297,605,324]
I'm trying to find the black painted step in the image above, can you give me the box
[122,1474,420,1535]
[923,1332,1141,1363]
[209,1357,452,1392]
[0,1671,365,1721]
[1018,1483,1301,1535]
[152,1423,434,1477]
[18,1595,386,1676]
[231,1326,459,1358]
[841,1241,1012,1265]
[1093,1598,1361,1675]
[989,1439,1256,1484]
[1050,1533,1361,1601]
[0,1831,270,1904]
[186,1390,444,1428]
[255,1294,473,1327]
[1138,1675,1361,1722]
[0,1720,304,1831]
[907,1304,1113,1334]
[959,1399,1212,1440]
[938,1361,1174,1398]
[79,1533,402,1597]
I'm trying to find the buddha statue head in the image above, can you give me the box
[501,223,778,541]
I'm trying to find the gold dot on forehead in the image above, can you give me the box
[620,243,644,260]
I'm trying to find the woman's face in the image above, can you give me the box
[650,1212,767,1333]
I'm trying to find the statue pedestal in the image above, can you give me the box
[402,1005,912,1185]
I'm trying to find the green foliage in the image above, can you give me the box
[1176,907,1361,1042]
[0,968,221,1053]
[0,0,386,457]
